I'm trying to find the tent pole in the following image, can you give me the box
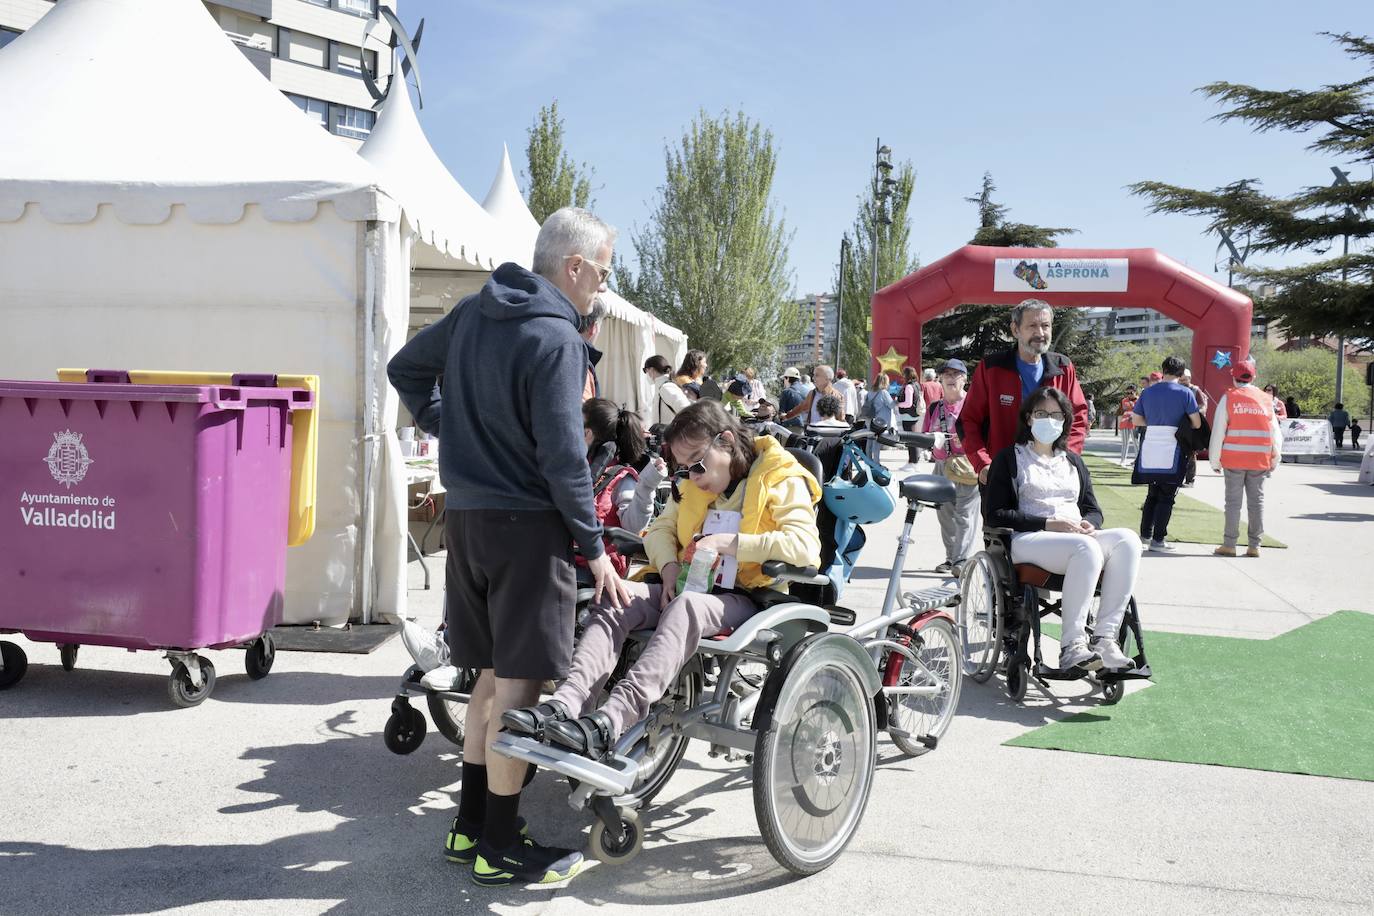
[359,220,380,625]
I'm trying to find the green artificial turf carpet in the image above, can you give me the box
[1084,455,1285,548]
[1006,611,1374,780]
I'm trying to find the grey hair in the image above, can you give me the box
[578,295,608,334]
[923,368,936,381]
[1011,298,1053,326]
[532,207,617,279]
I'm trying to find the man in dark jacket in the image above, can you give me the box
[388,207,629,887]
[957,298,1090,484]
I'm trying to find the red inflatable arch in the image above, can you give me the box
[870,245,1253,417]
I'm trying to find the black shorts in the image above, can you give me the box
[444,508,576,680]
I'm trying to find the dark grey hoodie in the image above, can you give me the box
[387,263,602,559]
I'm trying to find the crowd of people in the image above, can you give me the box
[386,204,1305,887]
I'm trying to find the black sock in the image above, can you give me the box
[484,790,522,850]
[522,763,536,789]
[458,763,487,824]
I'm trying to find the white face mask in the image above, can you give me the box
[1031,417,1063,445]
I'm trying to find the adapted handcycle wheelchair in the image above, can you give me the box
[488,443,961,876]
[957,526,1152,704]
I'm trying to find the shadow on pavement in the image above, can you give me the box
[0,712,814,914]
[0,665,401,717]
[1291,511,1374,522]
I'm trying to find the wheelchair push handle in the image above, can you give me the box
[897,430,936,450]
[760,559,830,586]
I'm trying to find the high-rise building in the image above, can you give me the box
[1079,306,1190,347]
[0,0,394,148]
[783,293,837,369]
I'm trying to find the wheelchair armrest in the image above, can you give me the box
[605,526,647,558]
[761,560,831,587]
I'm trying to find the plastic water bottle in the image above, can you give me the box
[682,545,718,594]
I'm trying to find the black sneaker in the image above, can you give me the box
[471,834,584,886]
[545,710,615,759]
[445,814,527,865]
[934,561,953,574]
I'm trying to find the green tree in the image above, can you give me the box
[523,100,595,223]
[1129,32,1374,346]
[832,161,919,377]
[923,172,1086,367]
[627,109,797,371]
[1251,340,1346,415]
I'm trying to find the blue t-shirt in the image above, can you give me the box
[1015,355,1044,398]
[1134,380,1198,427]
[1133,380,1199,475]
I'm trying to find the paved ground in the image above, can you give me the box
[1,430,1371,915]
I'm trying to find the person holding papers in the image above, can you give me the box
[1130,356,1202,553]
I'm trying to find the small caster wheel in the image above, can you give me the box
[0,640,29,690]
[1102,678,1124,705]
[168,656,216,708]
[1006,661,1028,702]
[590,809,643,865]
[384,705,427,754]
[245,634,276,680]
[60,643,80,672]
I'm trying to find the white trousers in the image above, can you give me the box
[1010,528,1141,647]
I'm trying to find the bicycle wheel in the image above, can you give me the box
[957,552,1003,683]
[888,617,962,756]
[754,639,876,875]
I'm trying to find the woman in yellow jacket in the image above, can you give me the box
[503,399,821,758]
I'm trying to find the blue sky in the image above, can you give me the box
[397,0,1367,296]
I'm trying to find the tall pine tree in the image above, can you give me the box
[1130,32,1374,345]
[923,173,1081,366]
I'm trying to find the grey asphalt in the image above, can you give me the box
[1,431,1371,915]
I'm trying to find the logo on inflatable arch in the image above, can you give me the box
[1210,349,1234,371]
[994,258,1129,293]
[1013,261,1048,290]
[45,430,93,488]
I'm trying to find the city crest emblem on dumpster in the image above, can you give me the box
[45,429,93,488]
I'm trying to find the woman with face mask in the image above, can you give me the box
[502,399,821,759]
[982,386,1141,672]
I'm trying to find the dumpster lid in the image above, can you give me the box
[0,380,312,409]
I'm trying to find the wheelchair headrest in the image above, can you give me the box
[785,446,824,485]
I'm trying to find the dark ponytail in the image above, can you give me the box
[582,398,648,469]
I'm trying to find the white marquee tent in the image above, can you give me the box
[477,149,688,414]
[0,0,410,625]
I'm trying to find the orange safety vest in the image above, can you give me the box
[1220,386,1276,471]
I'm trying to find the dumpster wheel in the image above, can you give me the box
[245,634,276,680]
[0,641,28,690]
[60,644,80,672]
[168,655,217,708]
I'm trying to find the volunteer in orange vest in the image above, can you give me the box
[1207,357,1283,558]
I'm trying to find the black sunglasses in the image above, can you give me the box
[672,434,723,479]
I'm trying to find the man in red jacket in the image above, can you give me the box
[957,298,1090,484]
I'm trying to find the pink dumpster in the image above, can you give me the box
[0,377,314,706]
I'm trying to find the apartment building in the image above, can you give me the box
[0,0,393,148]
[783,293,837,369]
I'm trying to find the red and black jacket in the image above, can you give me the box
[956,348,1090,473]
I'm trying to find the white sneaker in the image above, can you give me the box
[1059,639,1102,671]
[1149,540,1176,552]
[896,462,918,476]
[421,665,461,691]
[401,620,447,672]
[1091,637,1134,671]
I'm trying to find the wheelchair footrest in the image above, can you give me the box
[902,585,960,613]
[490,735,638,797]
[1101,663,1151,681]
[1034,663,1091,681]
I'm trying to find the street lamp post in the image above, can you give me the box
[1330,166,1354,406]
[836,235,850,368]
[871,139,895,300]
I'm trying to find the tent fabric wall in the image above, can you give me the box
[0,205,407,625]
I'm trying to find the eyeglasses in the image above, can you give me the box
[673,434,723,478]
[1031,410,1066,421]
[565,255,612,284]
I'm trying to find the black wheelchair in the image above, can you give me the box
[956,527,1151,704]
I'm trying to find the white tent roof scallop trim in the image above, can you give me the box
[0,0,396,227]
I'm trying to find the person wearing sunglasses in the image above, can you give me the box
[983,386,1141,672]
[503,399,821,760]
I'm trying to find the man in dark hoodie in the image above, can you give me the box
[388,207,630,887]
